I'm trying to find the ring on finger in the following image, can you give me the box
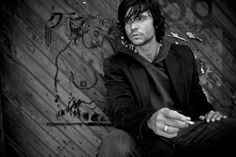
[164,125,168,132]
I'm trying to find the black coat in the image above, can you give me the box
[103,43,214,141]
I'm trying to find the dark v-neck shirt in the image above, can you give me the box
[139,41,175,110]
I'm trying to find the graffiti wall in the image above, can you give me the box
[0,0,236,156]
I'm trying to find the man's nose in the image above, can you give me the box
[130,22,138,30]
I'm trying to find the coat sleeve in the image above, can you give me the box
[103,57,157,140]
[188,46,214,118]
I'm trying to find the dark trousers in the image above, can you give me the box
[97,118,236,157]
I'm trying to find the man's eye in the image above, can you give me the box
[125,15,148,24]
[127,18,133,23]
[136,16,146,21]
[124,17,133,23]
[135,17,142,21]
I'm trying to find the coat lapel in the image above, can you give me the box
[118,47,151,106]
[129,63,151,106]
[164,48,187,106]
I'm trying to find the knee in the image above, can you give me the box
[97,129,139,157]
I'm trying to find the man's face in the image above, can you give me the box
[124,10,156,46]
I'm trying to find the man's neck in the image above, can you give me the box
[135,39,161,63]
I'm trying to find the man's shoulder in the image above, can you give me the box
[106,47,136,62]
[170,43,192,54]
[104,48,136,69]
[164,33,191,53]
[167,44,196,68]
[163,35,195,62]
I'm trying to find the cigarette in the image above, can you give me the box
[185,120,194,125]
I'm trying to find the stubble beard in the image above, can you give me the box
[130,34,154,47]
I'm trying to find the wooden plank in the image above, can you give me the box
[17,35,110,140]
[23,0,110,75]
[211,1,236,59]
[15,0,111,111]
[181,0,236,74]
[0,73,6,157]
[19,14,106,106]
[174,0,236,39]
[3,80,90,157]
[2,63,93,157]
[37,1,103,69]
[1,57,80,157]
[1,42,102,156]
[46,0,119,61]
[1,0,111,122]
[2,96,56,157]
[40,0,117,57]
[51,0,119,19]
[210,1,236,39]
[5,135,28,157]
[213,0,236,27]
[39,0,120,19]
[38,0,115,77]
[0,1,6,153]
[8,1,114,133]
[0,7,111,151]
[15,22,110,125]
[0,19,113,145]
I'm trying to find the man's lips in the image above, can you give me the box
[130,33,142,38]
[131,33,141,36]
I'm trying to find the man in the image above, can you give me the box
[98,0,236,156]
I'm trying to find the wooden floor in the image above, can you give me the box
[0,0,236,156]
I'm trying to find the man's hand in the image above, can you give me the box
[147,108,194,138]
[199,110,227,123]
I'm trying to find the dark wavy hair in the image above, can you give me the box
[117,0,165,44]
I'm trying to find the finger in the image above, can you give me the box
[206,110,214,123]
[164,108,191,122]
[216,112,227,120]
[165,118,189,129]
[218,112,227,119]
[162,109,192,128]
[154,127,178,139]
[211,112,221,122]
[164,109,191,128]
[215,112,223,121]
[153,122,179,138]
[199,115,205,120]
[159,124,179,138]
[162,125,180,134]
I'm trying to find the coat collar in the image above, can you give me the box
[117,46,151,106]
[164,46,187,106]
